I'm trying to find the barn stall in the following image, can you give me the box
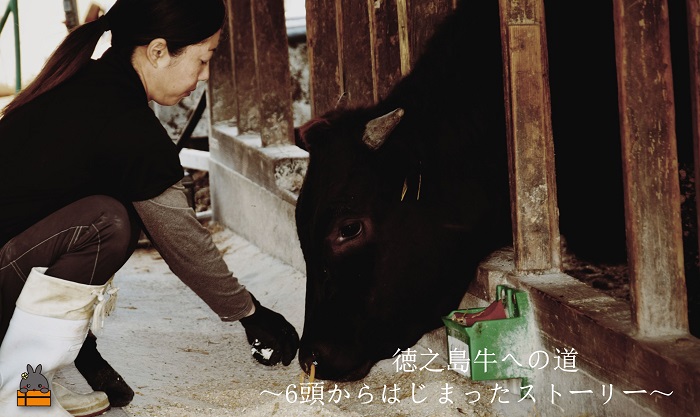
[204,1,700,416]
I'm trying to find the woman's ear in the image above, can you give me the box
[146,38,169,68]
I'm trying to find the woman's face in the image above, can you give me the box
[148,30,221,106]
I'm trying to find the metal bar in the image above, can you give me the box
[0,1,12,32]
[175,91,208,151]
[1,0,21,92]
[12,0,19,91]
[63,0,79,31]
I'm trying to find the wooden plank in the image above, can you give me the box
[338,0,375,107]
[524,274,700,417]
[404,0,454,71]
[498,0,560,274]
[230,0,259,133]
[368,0,402,101]
[251,0,294,146]
[306,0,343,117]
[688,0,700,264]
[612,0,688,336]
[208,17,237,124]
[395,0,410,76]
[474,251,700,417]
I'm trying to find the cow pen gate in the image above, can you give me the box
[205,1,700,416]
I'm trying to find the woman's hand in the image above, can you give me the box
[239,294,299,366]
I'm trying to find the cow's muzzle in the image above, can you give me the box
[298,338,375,382]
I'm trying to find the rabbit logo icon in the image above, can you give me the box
[17,364,51,406]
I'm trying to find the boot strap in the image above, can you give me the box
[91,280,118,334]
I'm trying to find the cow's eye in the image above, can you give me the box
[340,222,362,239]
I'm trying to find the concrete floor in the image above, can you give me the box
[53,224,511,417]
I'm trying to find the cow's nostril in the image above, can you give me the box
[299,345,319,374]
[299,340,375,382]
[308,353,320,376]
[307,351,319,368]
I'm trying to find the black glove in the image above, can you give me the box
[239,294,299,366]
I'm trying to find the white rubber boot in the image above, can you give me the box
[54,383,110,417]
[0,267,118,416]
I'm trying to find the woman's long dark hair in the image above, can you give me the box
[2,0,225,117]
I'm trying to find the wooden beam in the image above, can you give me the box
[395,0,410,76]
[522,273,700,417]
[612,0,688,336]
[498,0,561,274]
[338,0,374,107]
[230,0,259,133]
[208,16,237,124]
[306,0,343,117]
[304,0,451,113]
[410,0,454,71]
[688,0,700,266]
[474,251,700,417]
[368,0,402,102]
[250,0,294,146]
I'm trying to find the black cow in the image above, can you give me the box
[295,0,694,382]
[295,0,510,382]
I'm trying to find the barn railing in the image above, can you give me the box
[207,0,307,271]
[612,0,688,337]
[492,2,698,416]
[207,1,699,415]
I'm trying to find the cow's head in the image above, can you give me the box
[294,105,501,381]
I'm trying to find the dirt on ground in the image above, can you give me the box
[56,225,518,417]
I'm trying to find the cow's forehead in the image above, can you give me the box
[304,155,378,208]
[299,143,383,223]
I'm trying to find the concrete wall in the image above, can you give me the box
[208,122,307,273]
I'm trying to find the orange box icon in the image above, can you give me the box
[17,390,51,406]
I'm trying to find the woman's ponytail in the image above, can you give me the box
[1,15,110,117]
[1,0,225,118]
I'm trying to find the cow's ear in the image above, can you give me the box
[296,117,331,152]
[362,108,404,151]
[294,127,307,151]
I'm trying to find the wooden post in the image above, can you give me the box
[368,0,402,102]
[250,0,294,146]
[208,15,237,124]
[498,0,561,274]
[306,0,448,113]
[336,0,374,107]
[396,0,453,76]
[612,0,688,336]
[688,0,700,266]
[230,0,259,133]
[306,0,343,117]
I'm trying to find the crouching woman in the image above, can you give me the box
[0,1,299,415]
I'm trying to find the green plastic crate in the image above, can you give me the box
[442,285,532,391]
